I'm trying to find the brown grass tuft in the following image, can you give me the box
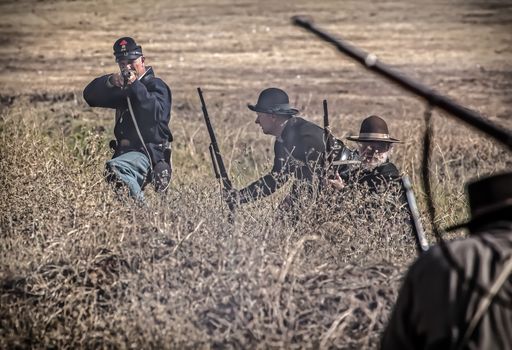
[1,96,510,348]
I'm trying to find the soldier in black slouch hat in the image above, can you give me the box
[83,37,173,202]
[226,87,356,209]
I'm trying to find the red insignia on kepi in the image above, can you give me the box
[119,39,128,46]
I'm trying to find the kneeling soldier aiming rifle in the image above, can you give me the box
[83,37,173,202]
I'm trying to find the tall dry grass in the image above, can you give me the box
[1,93,510,348]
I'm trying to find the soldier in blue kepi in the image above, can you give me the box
[83,37,173,202]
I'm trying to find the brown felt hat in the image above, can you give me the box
[347,115,401,143]
[445,172,512,231]
[248,88,299,117]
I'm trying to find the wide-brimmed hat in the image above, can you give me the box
[113,37,143,62]
[446,172,512,231]
[248,88,299,116]
[347,115,401,143]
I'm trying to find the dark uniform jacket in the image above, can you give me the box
[346,161,401,193]
[381,221,512,350]
[83,67,172,165]
[239,116,354,203]
[336,161,408,221]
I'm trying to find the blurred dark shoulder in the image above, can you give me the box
[279,117,325,161]
[281,117,322,140]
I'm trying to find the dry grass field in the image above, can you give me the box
[1,0,511,348]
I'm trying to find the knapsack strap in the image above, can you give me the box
[457,254,512,350]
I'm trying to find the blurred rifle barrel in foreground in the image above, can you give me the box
[292,16,512,151]
[197,88,236,222]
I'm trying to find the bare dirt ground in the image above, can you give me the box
[1,0,511,183]
[1,0,511,348]
[1,0,512,118]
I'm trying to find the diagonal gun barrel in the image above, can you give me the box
[292,15,512,151]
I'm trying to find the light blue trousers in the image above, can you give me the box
[106,151,150,202]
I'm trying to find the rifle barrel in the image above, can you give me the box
[197,88,233,191]
[323,100,332,151]
[292,16,512,151]
[197,88,236,222]
[322,99,331,180]
[208,144,221,179]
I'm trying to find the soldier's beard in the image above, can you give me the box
[361,151,390,169]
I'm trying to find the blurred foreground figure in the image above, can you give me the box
[228,87,356,210]
[329,115,401,191]
[381,172,512,350]
[83,37,173,202]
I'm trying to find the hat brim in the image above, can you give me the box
[346,135,401,143]
[444,221,470,232]
[115,52,143,61]
[248,104,298,116]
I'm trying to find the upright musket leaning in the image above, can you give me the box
[197,88,236,223]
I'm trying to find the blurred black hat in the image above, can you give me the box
[446,172,512,231]
[248,88,298,117]
[347,115,401,143]
[113,37,142,61]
